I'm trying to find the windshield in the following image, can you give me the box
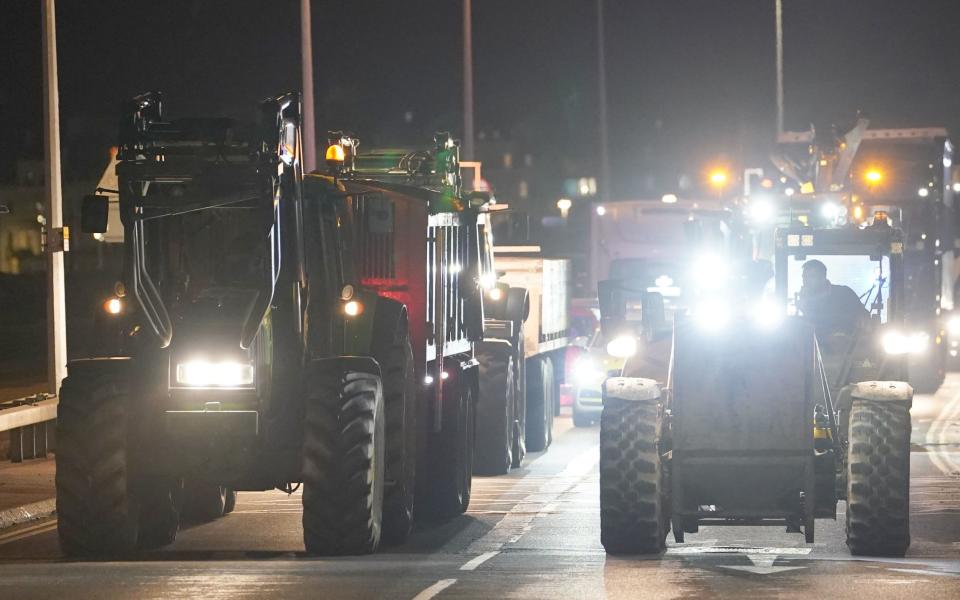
[785,254,891,323]
[605,207,728,246]
[136,179,273,311]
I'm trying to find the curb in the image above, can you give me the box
[0,498,57,530]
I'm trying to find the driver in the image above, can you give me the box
[797,259,869,335]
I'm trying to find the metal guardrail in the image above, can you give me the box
[0,394,57,462]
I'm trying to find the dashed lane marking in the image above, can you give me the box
[464,445,600,555]
[926,386,960,476]
[411,578,458,600]
[459,551,500,571]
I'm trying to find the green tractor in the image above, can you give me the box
[58,92,484,556]
[598,220,913,556]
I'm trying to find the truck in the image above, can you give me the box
[473,207,570,474]
[585,197,745,305]
[58,92,484,556]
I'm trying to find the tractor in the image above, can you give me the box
[598,219,913,557]
[58,92,484,556]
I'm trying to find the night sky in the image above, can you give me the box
[2,0,960,201]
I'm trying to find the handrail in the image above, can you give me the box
[0,396,58,434]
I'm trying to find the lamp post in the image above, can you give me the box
[301,0,317,172]
[597,0,610,204]
[775,0,784,140]
[41,0,68,393]
[462,0,475,161]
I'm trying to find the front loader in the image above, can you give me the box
[597,220,913,557]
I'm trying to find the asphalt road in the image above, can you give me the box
[1,377,959,599]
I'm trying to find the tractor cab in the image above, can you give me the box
[774,220,912,392]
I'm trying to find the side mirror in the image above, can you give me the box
[0,204,10,215]
[81,194,109,233]
[363,194,394,234]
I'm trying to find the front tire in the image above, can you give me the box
[845,400,911,556]
[599,395,668,555]
[56,372,140,556]
[376,319,417,545]
[302,369,385,556]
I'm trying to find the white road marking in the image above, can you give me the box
[411,578,458,600]
[459,551,500,571]
[666,546,811,556]
[887,567,960,578]
[719,553,806,574]
[464,445,600,555]
[926,385,960,476]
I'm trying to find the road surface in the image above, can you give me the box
[1,376,959,599]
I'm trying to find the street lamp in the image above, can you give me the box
[709,169,729,188]
[557,198,573,218]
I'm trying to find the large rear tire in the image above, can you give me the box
[56,372,140,556]
[302,369,385,556]
[474,343,516,475]
[137,478,182,549]
[376,318,417,545]
[599,395,668,555]
[846,399,911,556]
[420,373,476,520]
[511,335,527,469]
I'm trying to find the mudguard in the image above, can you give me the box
[66,357,134,380]
[602,377,661,403]
[837,380,913,412]
[310,356,382,379]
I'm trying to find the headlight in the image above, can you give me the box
[694,299,730,331]
[882,331,929,355]
[480,272,497,290]
[574,358,606,385]
[176,360,255,388]
[103,297,123,315]
[606,335,637,359]
[753,299,783,329]
[947,315,960,336]
[690,254,729,289]
[747,200,774,224]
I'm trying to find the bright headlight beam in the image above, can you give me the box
[574,358,606,385]
[948,315,960,336]
[691,254,729,289]
[177,360,255,388]
[882,331,929,355]
[606,335,638,359]
[753,299,783,329]
[695,300,730,331]
[747,200,775,224]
